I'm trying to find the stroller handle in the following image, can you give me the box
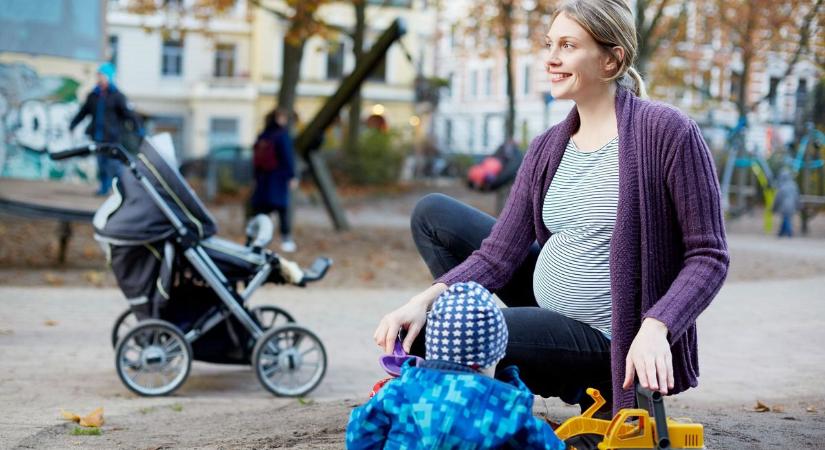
[50,145,95,160]
[50,142,132,163]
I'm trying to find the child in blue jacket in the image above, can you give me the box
[347,282,567,449]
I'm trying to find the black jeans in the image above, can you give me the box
[409,193,612,412]
[252,204,291,237]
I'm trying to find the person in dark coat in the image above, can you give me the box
[69,63,142,196]
[250,108,298,252]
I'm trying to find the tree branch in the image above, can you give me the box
[247,0,354,38]
[747,0,822,111]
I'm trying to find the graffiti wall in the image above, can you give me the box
[0,62,95,181]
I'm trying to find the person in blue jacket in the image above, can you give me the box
[69,63,142,196]
[347,281,567,450]
[250,108,298,252]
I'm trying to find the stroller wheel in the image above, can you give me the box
[250,305,295,330]
[115,319,192,397]
[111,308,140,348]
[253,325,327,397]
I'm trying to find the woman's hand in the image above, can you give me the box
[622,317,674,394]
[373,283,448,354]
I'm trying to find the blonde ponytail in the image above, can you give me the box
[621,67,648,99]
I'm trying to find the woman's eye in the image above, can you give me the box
[563,43,573,49]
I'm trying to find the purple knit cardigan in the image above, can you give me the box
[436,87,729,413]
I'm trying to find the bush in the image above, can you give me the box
[338,128,410,185]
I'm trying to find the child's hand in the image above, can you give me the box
[374,283,447,354]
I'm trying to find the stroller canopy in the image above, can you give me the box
[94,139,217,244]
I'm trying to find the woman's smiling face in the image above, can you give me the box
[544,13,616,101]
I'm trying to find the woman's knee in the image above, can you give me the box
[410,193,455,234]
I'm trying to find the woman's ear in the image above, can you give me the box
[605,46,625,73]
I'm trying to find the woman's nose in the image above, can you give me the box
[545,50,560,70]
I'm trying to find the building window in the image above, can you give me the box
[797,78,808,94]
[468,118,475,150]
[161,39,183,77]
[768,76,781,106]
[470,70,478,97]
[729,71,742,103]
[444,72,453,99]
[522,65,530,96]
[209,117,239,150]
[327,41,345,79]
[701,71,712,100]
[108,35,118,68]
[445,119,453,148]
[214,43,236,78]
[484,68,492,97]
[482,116,489,148]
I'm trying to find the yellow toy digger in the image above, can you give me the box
[554,384,705,450]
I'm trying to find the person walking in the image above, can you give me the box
[374,0,729,419]
[69,62,142,196]
[250,108,298,253]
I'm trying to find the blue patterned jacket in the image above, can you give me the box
[346,360,566,450]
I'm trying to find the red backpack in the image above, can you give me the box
[253,136,277,171]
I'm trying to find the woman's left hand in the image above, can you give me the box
[622,317,674,394]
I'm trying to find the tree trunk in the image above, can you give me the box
[346,1,366,156]
[503,0,515,140]
[278,34,305,123]
[736,4,757,123]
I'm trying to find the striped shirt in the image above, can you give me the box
[533,136,619,339]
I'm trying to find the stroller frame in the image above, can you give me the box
[51,141,330,397]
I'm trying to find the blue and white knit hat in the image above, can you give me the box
[425,281,508,369]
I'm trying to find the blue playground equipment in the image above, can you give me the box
[719,117,776,229]
[719,118,825,234]
[790,123,825,234]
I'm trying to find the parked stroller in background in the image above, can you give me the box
[50,138,332,397]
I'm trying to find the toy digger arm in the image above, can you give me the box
[580,388,606,418]
[636,384,671,449]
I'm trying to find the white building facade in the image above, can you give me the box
[106,0,437,159]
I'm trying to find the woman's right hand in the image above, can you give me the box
[373,283,448,354]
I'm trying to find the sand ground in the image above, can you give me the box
[2,183,825,449]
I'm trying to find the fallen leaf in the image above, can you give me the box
[806,405,818,413]
[44,320,59,327]
[60,409,81,422]
[79,407,104,427]
[61,407,103,427]
[771,404,785,413]
[753,400,770,412]
[82,245,99,258]
[360,270,375,282]
[83,271,104,287]
[44,273,64,286]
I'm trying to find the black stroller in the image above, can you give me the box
[50,139,332,397]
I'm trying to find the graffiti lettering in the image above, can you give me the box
[1,63,94,181]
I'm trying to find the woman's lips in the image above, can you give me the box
[551,72,572,82]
